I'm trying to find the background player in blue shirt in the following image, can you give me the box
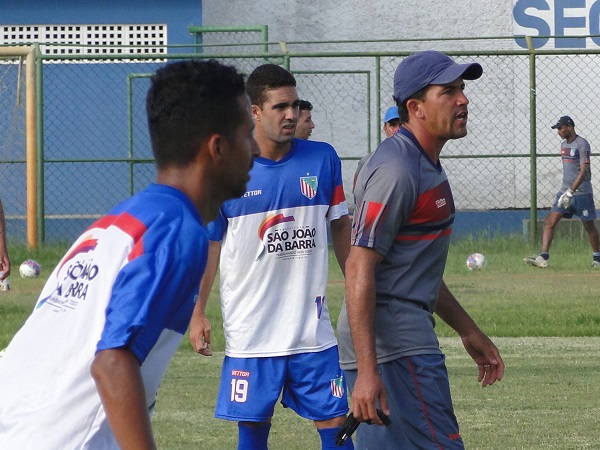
[296,99,315,139]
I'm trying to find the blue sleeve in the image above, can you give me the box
[97,227,208,362]
[207,209,227,241]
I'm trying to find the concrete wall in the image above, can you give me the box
[201,1,514,43]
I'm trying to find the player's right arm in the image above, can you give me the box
[91,347,157,450]
[189,240,221,356]
[344,245,389,425]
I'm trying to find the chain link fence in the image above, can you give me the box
[1,39,599,243]
[0,55,27,241]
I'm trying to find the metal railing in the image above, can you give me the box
[1,35,599,245]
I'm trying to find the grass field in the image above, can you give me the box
[2,234,600,449]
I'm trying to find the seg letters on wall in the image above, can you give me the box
[513,0,600,48]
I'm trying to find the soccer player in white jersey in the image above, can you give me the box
[0,59,258,449]
[189,64,354,449]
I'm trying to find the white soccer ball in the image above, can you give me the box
[466,253,486,271]
[19,259,41,278]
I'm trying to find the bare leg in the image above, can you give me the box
[582,220,600,253]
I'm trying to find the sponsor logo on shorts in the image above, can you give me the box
[331,376,344,398]
[231,370,250,378]
[435,198,447,208]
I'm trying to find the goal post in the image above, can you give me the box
[0,45,38,248]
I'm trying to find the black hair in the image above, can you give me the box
[246,64,296,107]
[299,100,313,111]
[146,59,246,169]
[397,85,430,123]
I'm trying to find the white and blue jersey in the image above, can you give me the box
[0,184,208,449]
[209,138,348,358]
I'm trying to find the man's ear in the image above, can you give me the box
[251,104,260,121]
[406,98,424,119]
[206,134,223,162]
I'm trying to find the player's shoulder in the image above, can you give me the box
[370,134,420,167]
[295,138,338,156]
[576,135,591,146]
[116,184,202,232]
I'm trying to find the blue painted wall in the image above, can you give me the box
[0,0,203,241]
[1,0,201,44]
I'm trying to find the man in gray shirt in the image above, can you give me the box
[337,50,504,449]
[525,115,600,268]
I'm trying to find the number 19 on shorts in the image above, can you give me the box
[230,378,248,403]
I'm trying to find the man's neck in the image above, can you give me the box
[257,138,292,162]
[401,124,445,163]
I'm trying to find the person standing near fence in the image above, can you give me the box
[189,63,354,450]
[0,59,259,449]
[382,105,401,138]
[0,198,10,291]
[337,50,504,449]
[525,115,600,268]
[352,106,403,193]
[295,99,315,139]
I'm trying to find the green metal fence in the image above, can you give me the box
[1,36,600,245]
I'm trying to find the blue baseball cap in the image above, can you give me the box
[383,106,399,124]
[393,50,483,104]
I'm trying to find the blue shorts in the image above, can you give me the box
[344,354,464,450]
[215,346,349,422]
[551,192,597,220]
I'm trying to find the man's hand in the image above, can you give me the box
[557,188,574,209]
[189,313,212,356]
[350,371,390,426]
[461,331,505,387]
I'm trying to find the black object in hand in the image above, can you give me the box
[335,410,391,446]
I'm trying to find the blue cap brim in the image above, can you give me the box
[430,62,483,85]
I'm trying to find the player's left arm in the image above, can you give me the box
[91,348,157,450]
[435,280,504,387]
[569,141,592,192]
[330,214,352,276]
[0,198,10,279]
[569,161,590,192]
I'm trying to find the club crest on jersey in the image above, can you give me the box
[330,376,345,398]
[300,176,318,200]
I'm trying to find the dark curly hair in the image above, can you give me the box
[147,59,246,168]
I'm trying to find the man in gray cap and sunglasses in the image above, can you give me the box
[337,50,505,449]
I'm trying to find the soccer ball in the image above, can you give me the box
[19,259,41,278]
[466,253,486,271]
